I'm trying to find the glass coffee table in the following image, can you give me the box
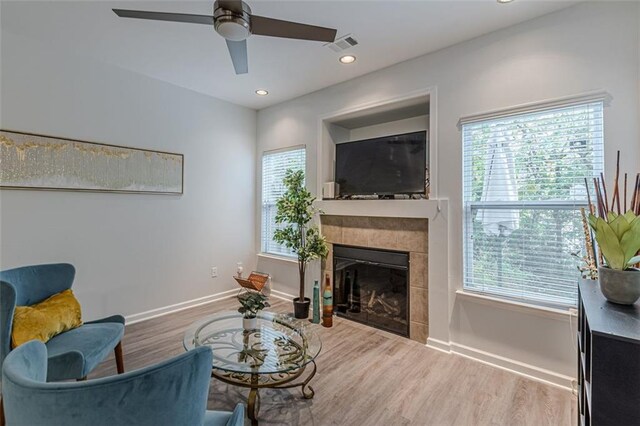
[183,311,322,425]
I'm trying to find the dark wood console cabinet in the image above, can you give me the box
[577,280,640,426]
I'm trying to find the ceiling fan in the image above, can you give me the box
[113,0,337,75]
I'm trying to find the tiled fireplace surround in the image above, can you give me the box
[320,215,429,343]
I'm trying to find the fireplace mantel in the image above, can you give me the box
[315,199,443,219]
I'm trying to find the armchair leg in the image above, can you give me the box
[115,341,125,374]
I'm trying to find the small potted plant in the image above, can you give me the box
[273,169,329,318]
[589,210,640,304]
[237,290,270,329]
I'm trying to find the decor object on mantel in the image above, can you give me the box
[585,151,640,305]
[0,130,183,194]
[237,291,269,330]
[273,169,329,319]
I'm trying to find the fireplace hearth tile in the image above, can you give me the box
[367,228,398,251]
[397,229,428,253]
[410,287,428,323]
[410,252,428,288]
[321,222,342,244]
[342,226,369,247]
[410,321,428,344]
[321,245,334,272]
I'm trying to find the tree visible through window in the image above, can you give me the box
[462,101,604,307]
[261,147,306,257]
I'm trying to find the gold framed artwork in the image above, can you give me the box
[0,130,183,195]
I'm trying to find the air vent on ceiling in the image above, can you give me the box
[325,34,358,52]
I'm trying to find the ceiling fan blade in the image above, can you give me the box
[112,9,214,26]
[251,15,336,42]
[226,40,248,74]
[216,0,245,14]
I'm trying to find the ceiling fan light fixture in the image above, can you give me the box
[339,55,356,64]
[213,1,252,41]
[215,20,251,41]
[255,89,269,96]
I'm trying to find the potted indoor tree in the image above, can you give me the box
[273,169,329,318]
[237,290,270,329]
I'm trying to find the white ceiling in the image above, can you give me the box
[1,1,575,109]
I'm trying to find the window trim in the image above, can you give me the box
[457,90,611,129]
[461,97,605,308]
[260,145,306,258]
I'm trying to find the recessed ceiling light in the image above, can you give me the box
[255,89,269,96]
[339,55,356,64]
[497,0,514,3]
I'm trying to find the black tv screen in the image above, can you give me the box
[335,131,427,196]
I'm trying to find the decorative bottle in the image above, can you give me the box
[312,280,321,324]
[262,275,272,298]
[322,274,333,328]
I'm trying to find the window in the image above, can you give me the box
[261,146,306,257]
[462,101,604,307]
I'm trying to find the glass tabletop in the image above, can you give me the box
[183,310,322,375]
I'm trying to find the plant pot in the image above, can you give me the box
[242,316,258,330]
[598,266,640,305]
[293,297,311,319]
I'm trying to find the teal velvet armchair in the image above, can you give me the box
[2,341,245,426]
[0,264,125,381]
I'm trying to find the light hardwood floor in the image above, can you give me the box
[92,297,576,426]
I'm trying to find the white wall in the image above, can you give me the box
[256,2,640,385]
[348,115,428,141]
[0,29,258,321]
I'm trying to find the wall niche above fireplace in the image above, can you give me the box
[317,92,431,200]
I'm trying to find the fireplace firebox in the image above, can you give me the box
[333,245,409,337]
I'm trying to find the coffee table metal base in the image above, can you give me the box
[211,360,317,425]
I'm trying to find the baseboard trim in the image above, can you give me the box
[269,289,296,302]
[449,342,573,391]
[125,289,237,325]
[426,337,451,353]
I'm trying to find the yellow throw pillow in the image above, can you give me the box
[11,289,83,348]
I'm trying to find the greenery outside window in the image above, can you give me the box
[462,101,604,307]
[261,146,306,257]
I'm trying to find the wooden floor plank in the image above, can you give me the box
[92,297,576,425]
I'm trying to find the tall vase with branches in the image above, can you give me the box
[273,169,328,318]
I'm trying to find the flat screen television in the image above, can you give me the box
[335,131,427,196]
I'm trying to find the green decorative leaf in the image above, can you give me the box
[627,255,640,266]
[624,210,637,222]
[609,214,631,239]
[620,217,640,268]
[594,217,625,269]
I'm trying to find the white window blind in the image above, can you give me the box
[261,147,306,257]
[462,101,604,307]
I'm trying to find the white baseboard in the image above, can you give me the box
[449,342,573,391]
[269,289,297,301]
[426,337,451,353]
[125,289,237,325]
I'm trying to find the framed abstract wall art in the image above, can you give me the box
[0,130,183,194]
